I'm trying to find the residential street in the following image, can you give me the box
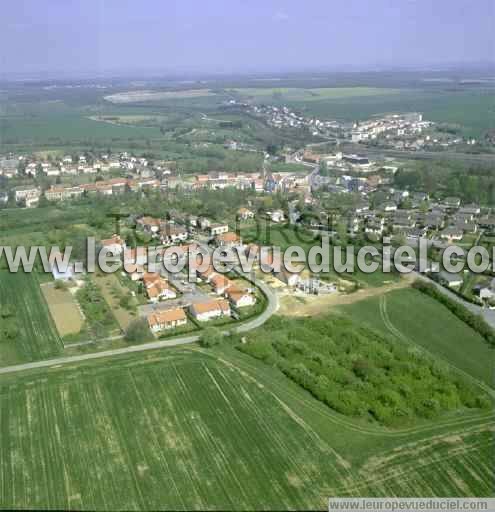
[0,272,279,376]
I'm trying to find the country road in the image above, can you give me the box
[307,140,495,165]
[1,265,491,378]
[0,271,279,377]
[413,271,495,329]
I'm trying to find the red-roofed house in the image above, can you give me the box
[147,308,187,333]
[189,299,231,322]
[101,234,126,255]
[225,287,256,308]
[210,274,234,295]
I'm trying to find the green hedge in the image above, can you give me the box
[412,280,495,347]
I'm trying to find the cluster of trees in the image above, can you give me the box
[199,327,224,348]
[412,280,495,347]
[75,278,118,339]
[179,148,263,174]
[124,318,151,343]
[239,315,491,428]
[394,161,495,205]
[0,304,19,342]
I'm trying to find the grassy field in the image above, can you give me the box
[0,347,492,510]
[104,89,217,103]
[284,88,495,137]
[0,103,161,146]
[232,87,401,101]
[0,204,95,239]
[338,288,494,388]
[0,270,63,364]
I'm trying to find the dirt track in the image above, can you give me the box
[278,277,413,317]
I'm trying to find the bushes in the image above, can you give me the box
[76,278,119,338]
[53,279,67,290]
[124,318,151,343]
[199,327,224,348]
[0,303,18,342]
[412,280,495,347]
[239,315,492,428]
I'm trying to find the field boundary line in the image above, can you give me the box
[190,347,495,438]
[380,295,495,399]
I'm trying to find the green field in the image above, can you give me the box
[0,270,62,364]
[0,347,492,510]
[232,87,401,101]
[338,288,494,388]
[285,89,495,137]
[0,110,161,146]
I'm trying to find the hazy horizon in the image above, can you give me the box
[1,0,494,77]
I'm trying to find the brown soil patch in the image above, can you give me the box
[41,283,84,336]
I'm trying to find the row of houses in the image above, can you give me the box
[147,297,233,333]
[136,214,233,242]
[341,193,484,242]
[10,177,161,207]
[197,265,256,308]
[1,152,157,178]
[192,170,311,196]
[46,177,160,200]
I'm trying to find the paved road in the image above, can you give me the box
[233,268,279,332]
[303,140,495,165]
[339,144,495,165]
[0,271,279,377]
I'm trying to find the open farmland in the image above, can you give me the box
[284,88,495,137]
[338,288,494,388]
[232,86,401,101]
[0,270,62,364]
[0,108,161,146]
[104,89,217,103]
[0,347,492,510]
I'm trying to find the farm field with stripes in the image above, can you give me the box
[0,270,63,365]
[0,347,492,510]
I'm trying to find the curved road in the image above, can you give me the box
[0,271,279,377]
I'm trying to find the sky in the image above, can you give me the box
[1,0,494,77]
